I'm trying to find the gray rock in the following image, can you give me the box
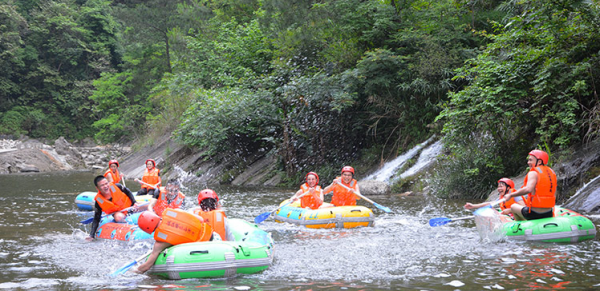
[359,180,391,195]
[18,163,40,172]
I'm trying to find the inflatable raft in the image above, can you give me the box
[274,200,374,229]
[498,207,596,243]
[93,212,154,241]
[146,218,273,279]
[75,191,152,211]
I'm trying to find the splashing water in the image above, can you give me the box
[364,136,437,182]
[398,139,443,180]
[473,207,506,242]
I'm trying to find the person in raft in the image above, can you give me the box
[289,172,329,209]
[134,159,161,197]
[146,178,185,217]
[133,209,213,274]
[104,159,124,184]
[85,175,141,241]
[504,149,557,221]
[323,166,361,206]
[190,189,232,241]
[464,178,526,216]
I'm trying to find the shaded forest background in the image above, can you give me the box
[2,0,600,198]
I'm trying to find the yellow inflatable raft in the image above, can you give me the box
[273,200,374,229]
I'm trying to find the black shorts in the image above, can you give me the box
[521,207,553,220]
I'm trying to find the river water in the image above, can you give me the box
[1,171,599,290]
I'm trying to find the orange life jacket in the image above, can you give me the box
[499,189,518,211]
[329,177,359,206]
[525,165,557,210]
[104,169,121,184]
[94,183,133,214]
[154,208,212,245]
[153,187,185,217]
[299,183,323,209]
[193,209,227,241]
[142,167,160,189]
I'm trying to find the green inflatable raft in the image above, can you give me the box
[500,207,597,243]
[146,218,273,279]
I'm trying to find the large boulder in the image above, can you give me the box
[359,180,391,195]
[563,176,600,213]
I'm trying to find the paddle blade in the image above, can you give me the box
[429,217,451,227]
[373,202,392,213]
[80,216,94,225]
[473,205,493,216]
[254,212,271,224]
[109,260,137,277]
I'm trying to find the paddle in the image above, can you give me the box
[134,178,159,189]
[254,192,311,224]
[109,251,152,277]
[429,215,474,227]
[80,202,149,225]
[334,180,392,213]
[428,198,506,227]
[473,198,506,216]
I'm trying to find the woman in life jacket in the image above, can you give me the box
[104,160,123,184]
[134,209,213,274]
[464,178,526,216]
[147,179,186,217]
[191,189,231,241]
[135,159,161,197]
[289,172,329,209]
[504,149,557,221]
[323,166,362,206]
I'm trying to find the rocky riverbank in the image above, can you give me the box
[0,137,130,174]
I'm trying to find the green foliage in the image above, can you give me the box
[0,110,25,136]
[0,0,122,140]
[176,87,273,157]
[433,0,600,198]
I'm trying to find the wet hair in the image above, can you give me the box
[167,178,180,187]
[200,198,218,212]
[94,175,107,187]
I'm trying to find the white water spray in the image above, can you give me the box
[399,139,443,180]
[363,137,442,183]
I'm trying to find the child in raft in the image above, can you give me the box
[464,178,526,217]
[289,172,332,209]
[189,189,233,241]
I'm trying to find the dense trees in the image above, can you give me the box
[0,0,119,139]
[435,0,600,198]
[2,0,600,197]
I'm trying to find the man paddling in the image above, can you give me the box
[85,176,141,241]
[504,149,557,221]
[323,166,362,206]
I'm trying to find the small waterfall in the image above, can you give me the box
[399,139,443,180]
[363,136,441,183]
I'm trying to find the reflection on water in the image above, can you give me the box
[0,171,598,290]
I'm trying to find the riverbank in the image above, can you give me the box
[0,137,129,174]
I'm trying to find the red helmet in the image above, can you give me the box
[197,189,219,205]
[341,166,354,175]
[138,211,160,234]
[528,150,549,165]
[305,172,319,184]
[497,178,515,189]
[108,160,119,167]
[145,159,156,167]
